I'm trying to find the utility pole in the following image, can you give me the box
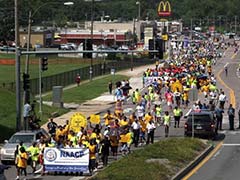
[23,10,32,104]
[190,18,193,40]
[15,0,21,131]
[90,0,94,81]
[235,16,237,34]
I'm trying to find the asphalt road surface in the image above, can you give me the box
[188,47,240,180]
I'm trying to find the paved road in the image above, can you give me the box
[187,47,240,180]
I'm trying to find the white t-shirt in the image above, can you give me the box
[136,105,144,117]
[146,123,156,133]
[219,94,226,101]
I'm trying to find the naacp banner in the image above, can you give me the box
[44,147,89,172]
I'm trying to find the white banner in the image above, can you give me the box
[143,77,159,87]
[44,147,89,173]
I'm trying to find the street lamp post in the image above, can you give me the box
[90,0,94,81]
[136,1,141,21]
[15,0,21,131]
[24,1,74,103]
[85,0,102,81]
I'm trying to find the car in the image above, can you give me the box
[60,44,72,50]
[184,111,216,139]
[0,128,50,164]
[66,43,77,50]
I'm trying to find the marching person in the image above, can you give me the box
[146,120,156,144]
[26,142,39,174]
[47,118,58,136]
[163,111,171,137]
[16,147,28,180]
[173,106,183,128]
[88,139,97,174]
[131,119,141,147]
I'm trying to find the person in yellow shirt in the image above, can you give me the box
[201,83,209,100]
[16,147,28,180]
[183,90,189,108]
[120,116,129,128]
[144,112,153,124]
[163,111,171,137]
[26,142,39,173]
[67,130,78,147]
[88,140,97,174]
[135,89,141,103]
[55,125,65,142]
[139,117,146,144]
[79,130,89,147]
[129,112,136,125]
[103,110,114,126]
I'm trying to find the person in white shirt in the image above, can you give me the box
[136,104,145,118]
[131,119,141,147]
[146,120,156,144]
[219,91,227,109]
[23,101,32,130]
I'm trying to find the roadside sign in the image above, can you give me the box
[162,34,168,41]
[188,88,198,101]
[111,68,115,75]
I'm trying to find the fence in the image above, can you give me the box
[2,58,154,95]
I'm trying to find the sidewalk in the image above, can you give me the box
[41,63,156,130]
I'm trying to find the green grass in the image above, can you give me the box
[0,88,69,142]
[93,138,207,180]
[0,56,102,83]
[43,74,129,104]
[0,53,16,59]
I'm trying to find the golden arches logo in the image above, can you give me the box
[158,1,172,17]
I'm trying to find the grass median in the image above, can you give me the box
[93,138,208,180]
[43,74,129,104]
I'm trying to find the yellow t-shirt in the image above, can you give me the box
[120,120,129,127]
[17,152,28,168]
[89,144,96,159]
[144,114,153,124]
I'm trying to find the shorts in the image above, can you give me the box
[167,101,172,106]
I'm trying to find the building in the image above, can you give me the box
[19,28,54,48]
[57,20,143,46]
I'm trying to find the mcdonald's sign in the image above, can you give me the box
[157,1,172,17]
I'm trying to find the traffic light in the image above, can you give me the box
[148,39,154,59]
[41,57,48,71]
[155,39,164,59]
[23,73,30,91]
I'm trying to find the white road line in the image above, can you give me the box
[69,177,85,180]
[222,144,240,146]
[224,62,229,67]
[34,175,42,179]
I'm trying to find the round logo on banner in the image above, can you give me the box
[70,112,87,133]
[45,149,57,162]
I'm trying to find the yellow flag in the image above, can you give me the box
[90,114,101,124]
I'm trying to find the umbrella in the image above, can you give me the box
[197,74,208,79]
[121,85,132,91]
[154,101,162,105]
